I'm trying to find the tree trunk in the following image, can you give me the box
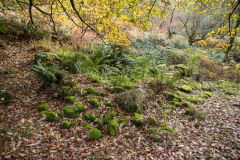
[224,2,240,62]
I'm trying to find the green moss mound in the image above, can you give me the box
[37,103,49,112]
[107,119,118,136]
[163,105,175,110]
[89,99,100,108]
[84,87,98,95]
[85,125,102,141]
[91,78,101,83]
[103,110,116,124]
[65,96,76,104]
[179,85,192,93]
[99,92,107,96]
[61,121,71,129]
[75,103,85,112]
[97,119,104,128]
[148,117,158,126]
[111,86,125,93]
[132,113,144,126]
[69,81,77,87]
[204,91,213,98]
[83,113,96,122]
[62,105,79,118]
[181,101,191,107]
[61,86,71,97]
[115,88,145,113]
[46,112,58,122]
[166,93,182,102]
[0,91,11,106]
[119,118,130,127]
[185,106,196,115]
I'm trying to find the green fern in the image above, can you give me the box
[32,62,57,83]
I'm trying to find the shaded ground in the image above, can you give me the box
[0,43,239,160]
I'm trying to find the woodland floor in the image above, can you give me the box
[0,42,240,160]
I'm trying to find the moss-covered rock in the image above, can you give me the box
[84,87,98,95]
[69,81,77,87]
[159,123,167,127]
[66,96,76,104]
[119,118,130,127]
[97,119,104,128]
[61,86,71,97]
[185,106,196,115]
[37,103,49,112]
[186,96,198,103]
[99,92,107,96]
[83,113,96,122]
[46,112,58,122]
[181,101,191,107]
[132,113,144,126]
[62,105,79,118]
[107,119,118,136]
[111,86,125,93]
[85,125,102,141]
[103,111,116,124]
[91,78,101,83]
[61,121,71,129]
[148,117,158,126]
[163,105,175,110]
[75,103,85,112]
[0,91,11,106]
[179,85,192,93]
[89,99,100,108]
[115,88,145,113]
[204,91,213,98]
[166,93,182,102]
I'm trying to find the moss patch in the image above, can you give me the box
[166,93,182,102]
[107,119,118,136]
[132,113,144,126]
[83,113,96,122]
[148,117,158,126]
[89,99,100,108]
[91,78,101,83]
[204,91,213,98]
[84,87,98,95]
[69,81,77,87]
[103,110,116,124]
[61,86,71,97]
[119,118,130,127]
[75,103,85,112]
[62,105,79,118]
[66,96,76,104]
[179,85,192,93]
[111,86,125,93]
[163,105,175,110]
[61,121,71,129]
[97,119,104,128]
[85,125,102,141]
[37,103,49,112]
[46,112,58,122]
[185,106,196,116]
